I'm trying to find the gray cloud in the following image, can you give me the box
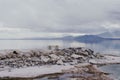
[0,0,120,37]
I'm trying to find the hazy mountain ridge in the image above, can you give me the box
[98,30,120,38]
[0,30,120,44]
[74,35,105,43]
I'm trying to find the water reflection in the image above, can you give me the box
[0,40,120,55]
[100,64,120,80]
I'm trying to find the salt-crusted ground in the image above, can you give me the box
[0,63,113,80]
[0,65,73,78]
[89,55,120,65]
[0,63,89,78]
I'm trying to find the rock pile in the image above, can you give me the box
[0,47,97,68]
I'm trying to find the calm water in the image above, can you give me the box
[100,64,120,80]
[0,40,120,55]
[0,40,120,80]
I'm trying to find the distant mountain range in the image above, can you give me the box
[59,30,120,43]
[74,30,120,43]
[23,34,120,43]
[74,35,120,43]
[0,30,120,43]
[74,35,105,43]
[98,30,120,38]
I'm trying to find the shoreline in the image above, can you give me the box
[0,47,119,79]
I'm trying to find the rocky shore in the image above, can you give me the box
[0,47,118,80]
[0,47,98,68]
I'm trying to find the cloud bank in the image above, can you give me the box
[0,0,120,38]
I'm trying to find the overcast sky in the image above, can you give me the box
[0,0,120,38]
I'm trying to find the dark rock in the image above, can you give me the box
[13,51,18,55]
[0,47,97,68]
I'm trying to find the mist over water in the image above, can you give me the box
[0,40,120,55]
